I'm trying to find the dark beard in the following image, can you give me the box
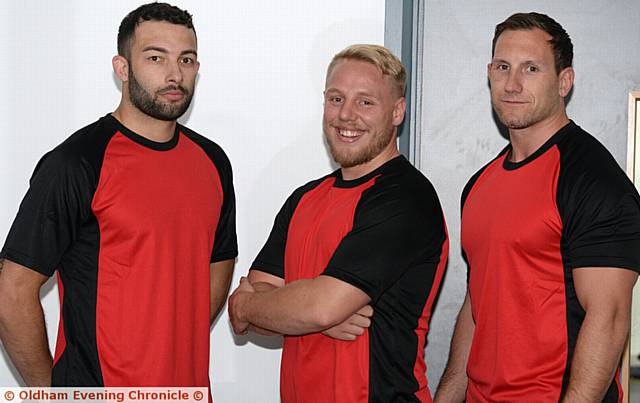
[128,68,193,121]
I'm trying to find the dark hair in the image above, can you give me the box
[117,2,195,59]
[492,12,573,73]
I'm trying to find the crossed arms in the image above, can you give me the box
[228,269,372,339]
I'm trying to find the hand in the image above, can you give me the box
[228,277,255,335]
[322,305,373,341]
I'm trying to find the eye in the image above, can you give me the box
[181,57,196,65]
[148,55,162,62]
[359,99,374,107]
[327,96,343,104]
[525,65,539,73]
[494,63,509,71]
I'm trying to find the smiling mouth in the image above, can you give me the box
[336,128,365,142]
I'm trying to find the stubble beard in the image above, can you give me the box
[128,67,193,121]
[326,127,395,168]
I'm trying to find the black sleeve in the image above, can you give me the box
[322,179,447,302]
[0,150,94,276]
[209,147,238,263]
[181,128,239,263]
[558,141,640,272]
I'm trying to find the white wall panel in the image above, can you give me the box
[0,1,385,401]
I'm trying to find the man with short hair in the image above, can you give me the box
[435,12,640,402]
[229,44,449,402]
[0,2,236,387]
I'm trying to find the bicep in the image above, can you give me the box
[314,275,370,318]
[573,267,638,313]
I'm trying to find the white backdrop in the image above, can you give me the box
[0,1,385,401]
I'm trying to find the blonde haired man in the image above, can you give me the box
[229,44,449,402]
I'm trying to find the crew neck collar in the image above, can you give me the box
[106,113,180,151]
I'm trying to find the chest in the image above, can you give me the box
[462,150,563,262]
[284,179,373,280]
[91,133,222,235]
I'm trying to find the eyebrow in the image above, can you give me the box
[142,46,198,57]
[491,58,542,65]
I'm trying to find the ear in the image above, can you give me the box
[558,66,574,97]
[392,97,407,126]
[112,55,129,82]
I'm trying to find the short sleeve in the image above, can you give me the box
[1,150,94,276]
[210,150,238,263]
[559,142,640,272]
[323,182,447,302]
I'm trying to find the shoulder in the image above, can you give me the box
[33,115,119,181]
[556,123,636,200]
[179,124,234,173]
[359,158,444,225]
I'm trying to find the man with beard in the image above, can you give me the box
[0,3,236,387]
[228,44,448,402]
[435,13,640,402]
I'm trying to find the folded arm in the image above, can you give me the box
[229,271,370,336]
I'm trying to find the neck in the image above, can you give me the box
[340,142,400,181]
[112,99,177,143]
[508,112,570,162]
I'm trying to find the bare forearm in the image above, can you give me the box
[237,279,333,334]
[435,293,474,403]
[0,301,52,386]
[561,311,629,402]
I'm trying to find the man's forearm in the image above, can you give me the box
[236,279,334,335]
[434,293,474,403]
[236,275,369,335]
[0,299,52,386]
[561,309,629,402]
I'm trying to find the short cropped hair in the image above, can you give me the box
[117,2,195,60]
[327,44,407,97]
[492,12,573,73]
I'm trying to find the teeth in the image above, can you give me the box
[339,129,361,138]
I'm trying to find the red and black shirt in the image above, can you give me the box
[461,121,640,402]
[1,114,237,387]
[252,156,448,403]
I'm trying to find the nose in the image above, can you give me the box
[166,60,183,84]
[505,70,522,93]
[338,100,356,122]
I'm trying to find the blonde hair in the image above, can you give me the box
[326,44,406,97]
